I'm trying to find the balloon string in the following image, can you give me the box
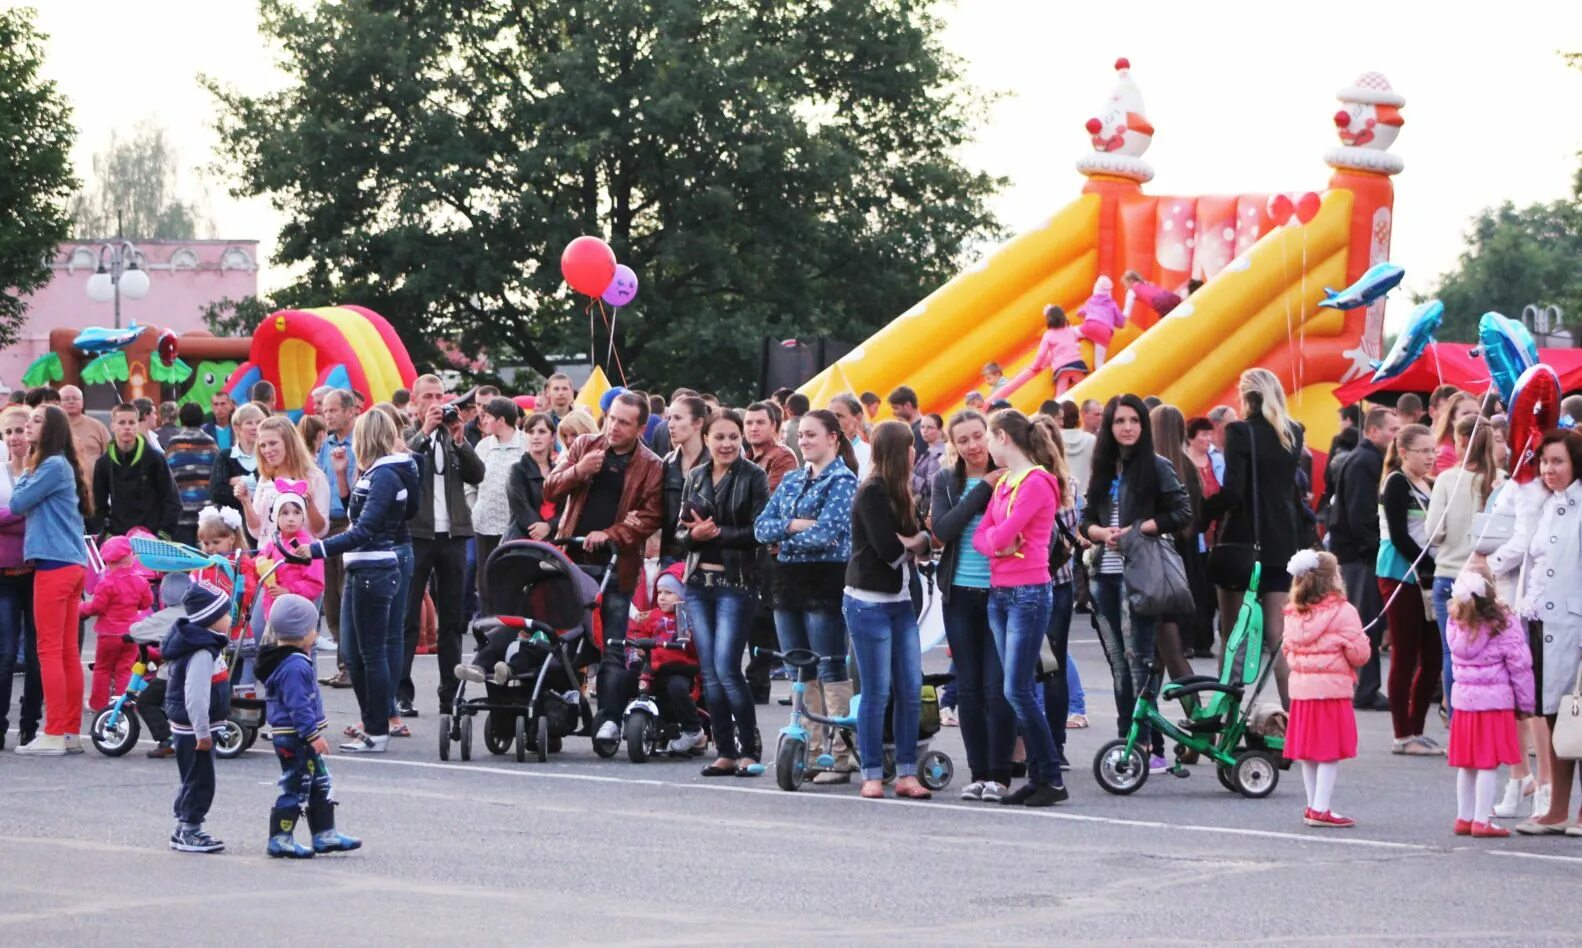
[1298,225,1308,396]
[597,299,629,387]
[1280,225,1295,394]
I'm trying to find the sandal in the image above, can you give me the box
[860,780,886,799]
[389,723,412,738]
[701,760,738,777]
[1066,714,1088,729]
[894,780,932,800]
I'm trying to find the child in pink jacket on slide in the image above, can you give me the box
[1075,276,1126,369]
[990,306,1087,401]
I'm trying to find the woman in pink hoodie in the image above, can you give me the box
[1281,549,1370,828]
[1444,568,1534,838]
[972,409,1066,807]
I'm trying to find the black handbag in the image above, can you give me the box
[1206,424,1260,592]
[1117,529,1195,616]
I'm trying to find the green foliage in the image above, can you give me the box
[0,8,77,351]
[200,294,277,338]
[70,122,206,240]
[206,0,1003,401]
[1423,196,1582,343]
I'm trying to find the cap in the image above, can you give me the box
[182,580,230,626]
[267,593,319,642]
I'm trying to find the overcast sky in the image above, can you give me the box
[21,1,1582,331]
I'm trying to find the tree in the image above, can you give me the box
[69,122,205,240]
[0,7,77,351]
[1424,194,1582,344]
[206,0,1003,401]
[199,294,276,338]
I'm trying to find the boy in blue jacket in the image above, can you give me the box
[161,581,233,853]
[255,593,361,858]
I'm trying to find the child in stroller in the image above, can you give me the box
[443,539,600,763]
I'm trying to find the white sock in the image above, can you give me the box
[1300,761,1318,809]
[1457,768,1476,822]
[1313,761,1338,813]
[1092,343,1107,369]
[1475,769,1499,824]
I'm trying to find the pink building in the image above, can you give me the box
[0,239,260,394]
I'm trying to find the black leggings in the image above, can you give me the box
[652,669,701,732]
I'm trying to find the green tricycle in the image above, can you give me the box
[1093,563,1287,798]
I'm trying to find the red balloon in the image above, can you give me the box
[156,329,178,367]
[1265,193,1293,225]
[1295,191,1322,225]
[560,236,617,297]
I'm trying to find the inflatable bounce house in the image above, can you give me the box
[799,59,1406,450]
[224,304,417,417]
[22,325,249,409]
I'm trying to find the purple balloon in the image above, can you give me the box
[601,264,639,307]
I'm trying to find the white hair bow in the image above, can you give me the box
[1451,572,1487,604]
[199,505,243,531]
[1286,549,1320,578]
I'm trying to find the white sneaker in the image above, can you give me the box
[666,729,703,755]
[1494,775,1535,819]
[1533,784,1553,820]
[16,734,66,756]
[492,662,513,686]
[455,664,486,684]
[980,781,1008,803]
[960,780,987,801]
[596,721,620,742]
[62,733,84,755]
[340,733,389,754]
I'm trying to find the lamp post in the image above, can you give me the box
[84,228,150,328]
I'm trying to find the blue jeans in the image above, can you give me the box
[1431,576,1455,715]
[685,583,759,759]
[843,596,922,781]
[943,586,1014,785]
[0,574,41,740]
[1067,658,1087,716]
[988,583,1060,786]
[341,561,401,736]
[388,544,414,719]
[1091,573,1163,756]
[1040,582,1075,754]
[772,606,848,683]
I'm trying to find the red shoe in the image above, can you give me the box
[1454,819,1474,836]
[1471,821,1510,838]
[1306,809,1356,828]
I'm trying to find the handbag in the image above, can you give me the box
[1470,509,1515,556]
[1206,425,1261,591]
[1552,667,1582,760]
[1117,528,1195,617]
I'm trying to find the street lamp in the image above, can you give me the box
[84,234,150,328]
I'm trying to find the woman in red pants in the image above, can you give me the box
[10,405,93,756]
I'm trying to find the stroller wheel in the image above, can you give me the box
[1093,739,1150,796]
[1216,764,1237,793]
[1231,749,1280,799]
[536,716,549,762]
[483,712,510,756]
[460,715,474,762]
[238,726,258,755]
[775,735,807,792]
[439,713,451,760]
[919,750,954,791]
[514,714,527,763]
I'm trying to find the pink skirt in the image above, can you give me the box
[1075,320,1114,347]
[1283,698,1358,762]
[1448,709,1522,769]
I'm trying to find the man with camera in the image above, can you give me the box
[399,375,485,717]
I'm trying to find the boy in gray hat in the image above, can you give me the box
[255,594,361,858]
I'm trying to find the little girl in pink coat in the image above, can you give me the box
[1444,568,1534,838]
[1074,276,1126,369]
[1281,549,1370,829]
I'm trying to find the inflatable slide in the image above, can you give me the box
[225,305,417,416]
[799,61,1407,450]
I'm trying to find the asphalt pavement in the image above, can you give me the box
[3,627,1581,946]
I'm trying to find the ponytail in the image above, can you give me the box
[802,409,858,474]
[990,408,1062,488]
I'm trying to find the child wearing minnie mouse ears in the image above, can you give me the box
[1281,549,1371,829]
[254,486,325,621]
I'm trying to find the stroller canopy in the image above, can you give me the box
[482,540,601,633]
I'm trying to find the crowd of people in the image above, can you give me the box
[2,358,1580,840]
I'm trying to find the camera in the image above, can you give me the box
[441,403,460,426]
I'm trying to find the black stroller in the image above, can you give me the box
[440,539,600,763]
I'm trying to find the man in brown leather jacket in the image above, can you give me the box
[544,390,663,739]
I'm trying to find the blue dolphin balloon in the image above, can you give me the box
[1370,301,1443,383]
[1478,312,1539,405]
[72,321,143,354]
[1318,263,1405,311]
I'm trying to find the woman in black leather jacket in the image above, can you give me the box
[660,395,709,565]
[677,409,770,777]
[1080,394,1192,765]
[505,413,560,542]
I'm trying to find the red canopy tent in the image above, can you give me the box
[1333,344,1582,406]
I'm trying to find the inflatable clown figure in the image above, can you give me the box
[1326,72,1406,175]
[1076,57,1154,183]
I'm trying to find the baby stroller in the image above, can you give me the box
[1093,563,1288,798]
[443,539,600,763]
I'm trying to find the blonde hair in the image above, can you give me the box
[1,405,29,430]
[230,402,266,449]
[1238,368,1295,451]
[198,509,246,550]
[1431,391,1477,448]
[1289,551,1342,612]
[352,407,401,473]
[556,409,597,447]
[256,416,317,482]
[1447,563,1511,633]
